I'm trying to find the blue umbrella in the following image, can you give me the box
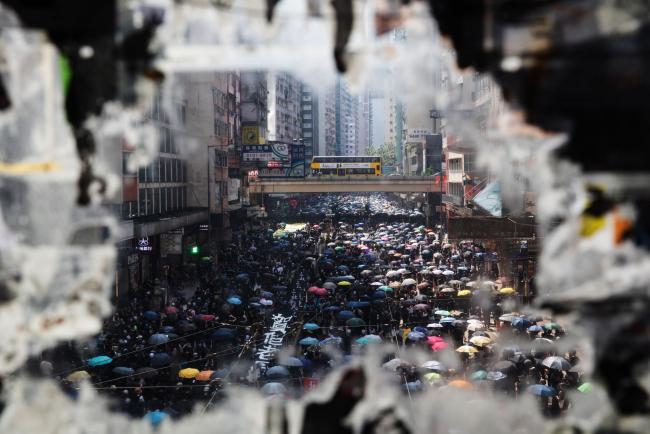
[88,355,112,367]
[528,325,543,333]
[280,357,303,367]
[144,311,160,321]
[148,334,169,345]
[323,306,341,312]
[373,290,386,299]
[211,328,236,341]
[527,384,557,397]
[112,366,134,376]
[249,302,262,308]
[146,411,168,428]
[407,331,426,341]
[413,326,428,334]
[303,323,320,331]
[299,337,319,346]
[160,326,175,334]
[320,336,343,346]
[265,365,290,379]
[260,291,274,299]
[346,301,370,309]
[337,310,355,320]
[227,297,242,305]
[440,317,456,324]
[150,353,171,368]
[235,273,249,281]
[512,316,532,330]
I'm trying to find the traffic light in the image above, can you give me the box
[190,245,200,255]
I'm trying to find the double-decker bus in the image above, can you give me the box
[310,156,382,176]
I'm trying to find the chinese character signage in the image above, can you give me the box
[255,314,293,373]
[242,126,262,145]
[242,143,290,163]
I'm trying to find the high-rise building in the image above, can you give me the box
[300,83,318,170]
[335,77,358,156]
[240,71,268,146]
[357,90,370,155]
[318,86,337,156]
[267,72,302,143]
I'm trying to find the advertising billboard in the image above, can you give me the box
[242,143,290,163]
[242,125,265,145]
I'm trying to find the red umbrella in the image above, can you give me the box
[197,314,215,321]
[165,306,178,314]
[427,336,444,345]
[313,287,328,297]
[431,341,449,351]
[308,286,321,294]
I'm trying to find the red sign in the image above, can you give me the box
[267,160,282,169]
[248,170,259,179]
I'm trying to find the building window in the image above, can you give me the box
[304,131,312,138]
[138,188,147,216]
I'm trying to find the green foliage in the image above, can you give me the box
[368,143,397,166]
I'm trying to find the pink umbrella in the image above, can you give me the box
[308,286,321,294]
[197,314,215,321]
[165,306,178,314]
[431,341,449,351]
[427,336,444,345]
[313,287,328,297]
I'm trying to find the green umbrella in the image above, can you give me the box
[434,310,450,316]
[544,322,561,330]
[346,317,366,327]
[577,382,593,393]
[335,246,345,252]
[470,370,488,381]
[423,372,442,382]
[378,286,393,292]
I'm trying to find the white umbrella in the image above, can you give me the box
[401,278,417,287]
[421,360,445,371]
[442,270,454,276]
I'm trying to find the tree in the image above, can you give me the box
[368,143,396,166]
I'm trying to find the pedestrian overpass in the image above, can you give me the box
[248,176,443,193]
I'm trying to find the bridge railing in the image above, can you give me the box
[250,175,436,182]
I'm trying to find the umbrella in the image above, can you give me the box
[544,322,562,331]
[320,336,343,346]
[469,336,492,347]
[456,345,478,354]
[148,334,170,345]
[209,369,229,380]
[470,370,488,381]
[361,334,382,343]
[493,360,517,374]
[448,380,473,390]
[112,366,135,376]
[427,336,445,344]
[260,299,273,306]
[88,355,112,367]
[178,368,200,379]
[423,372,442,382]
[383,358,406,371]
[457,289,472,297]
[280,357,304,367]
[143,311,160,321]
[487,371,507,381]
[66,371,90,382]
[338,281,352,287]
[527,384,557,397]
[346,317,366,327]
[261,382,288,396]
[373,290,387,299]
[211,328,236,341]
[146,411,168,428]
[196,370,215,381]
[542,356,571,371]
[414,303,430,311]
[499,287,516,295]
[378,286,394,292]
[299,337,319,346]
[370,281,383,287]
[260,291,274,299]
[150,353,171,368]
[442,270,455,276]
[164,306,178,314]
[528,325,544,333]
[440,317,456,324]
[498,313,516,322]
[434,310,450,316]
[195,314,215,321]
[577,382,593,393]
[427,323,443,329]
[265,365,290,379]
[337,310,355,320]
[421,360,444,371]
[439,287,455,293]
[431,341,449,351]
[413,326,428,334]
[323,282,337,290]
[227,297,242,305]
[303,323,320,331]
[160,326,175,334]
[235,273,249,281]
[467,322,485,332]
[512,316,532,330]
[401,278,417,287]
[407,331,426,341]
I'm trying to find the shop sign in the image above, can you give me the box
[137,237,153,252]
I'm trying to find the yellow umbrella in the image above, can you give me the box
[338,281,352,286]
[469,336,492,347]
[457,289,472,297]
[389,281,401,289]
[66,370,90,382]
[499,287,516,295]
[456,345,479,354]
[178,368,200,379]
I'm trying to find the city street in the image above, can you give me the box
[45,193,577,427]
